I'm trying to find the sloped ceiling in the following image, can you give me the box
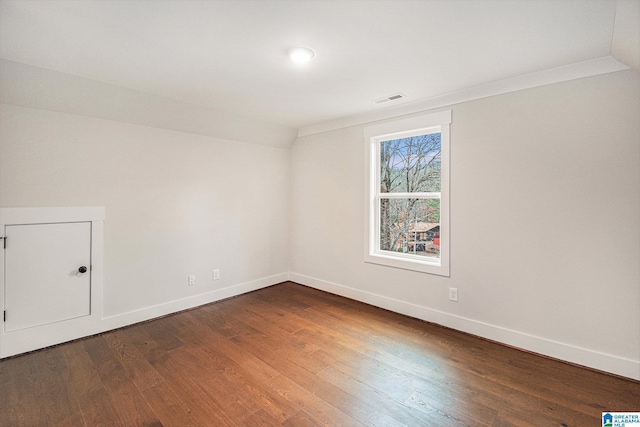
[0,0,638,140]
[612,0,640,72]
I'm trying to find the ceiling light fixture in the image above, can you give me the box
[288,47,315,64]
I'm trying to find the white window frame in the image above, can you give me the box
[364,110,451,276]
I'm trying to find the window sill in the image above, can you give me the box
[365,252,450,277]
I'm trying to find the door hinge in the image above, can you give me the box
[0,236,5,249]
[3,311,5,322]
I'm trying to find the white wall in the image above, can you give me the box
[289,70,640,380]
[0,104,290,325]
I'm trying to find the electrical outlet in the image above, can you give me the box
[188,275,196,286]
[448,287,458,302]
[213,269,220,280]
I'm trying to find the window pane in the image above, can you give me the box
[380,198,440,258]
[380,133,441,193]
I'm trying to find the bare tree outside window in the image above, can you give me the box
[379,133,441,257]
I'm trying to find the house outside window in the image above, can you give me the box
[364,110,451,276]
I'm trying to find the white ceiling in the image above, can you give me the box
[0,0,631,130]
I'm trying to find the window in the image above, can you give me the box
[364,110,450,276]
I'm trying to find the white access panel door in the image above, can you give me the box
[4,222,92,333]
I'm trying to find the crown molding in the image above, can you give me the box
[297,56,629,138]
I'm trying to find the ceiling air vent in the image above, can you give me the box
[374,93,406,104]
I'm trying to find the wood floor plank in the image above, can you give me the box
[161,344,258,421]
[77,386,124,427]
[1,281,638,426]
[0,353,43,426]
[219,303,327,374]
[280,410,324,427]
[241,409,283,427]
[403,388,494,426]
[83,335,133,392]
[311,347,416,402]
[316,364,437,426]
[0,356,12,426]
[141,313,296,423]
[190,301,264,339]
[137,315,186,359]
[242,293,305,333]
[103,330,164,392]
[230,332,405,427]
[60,339,104,397]
[81,335,162,426]
[101,380,163,427]
[32,346,85,426]
[147,349,239,426]
[265,373,366,427]
[177,310,281,384]
[141,381,208,427]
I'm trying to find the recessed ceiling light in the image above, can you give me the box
[288,47,315,64]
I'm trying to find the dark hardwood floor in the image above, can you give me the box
[0,281,638,426]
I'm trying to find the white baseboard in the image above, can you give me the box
[0,272,287,358]
[100,272,288,332]
[288,272,640,381]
